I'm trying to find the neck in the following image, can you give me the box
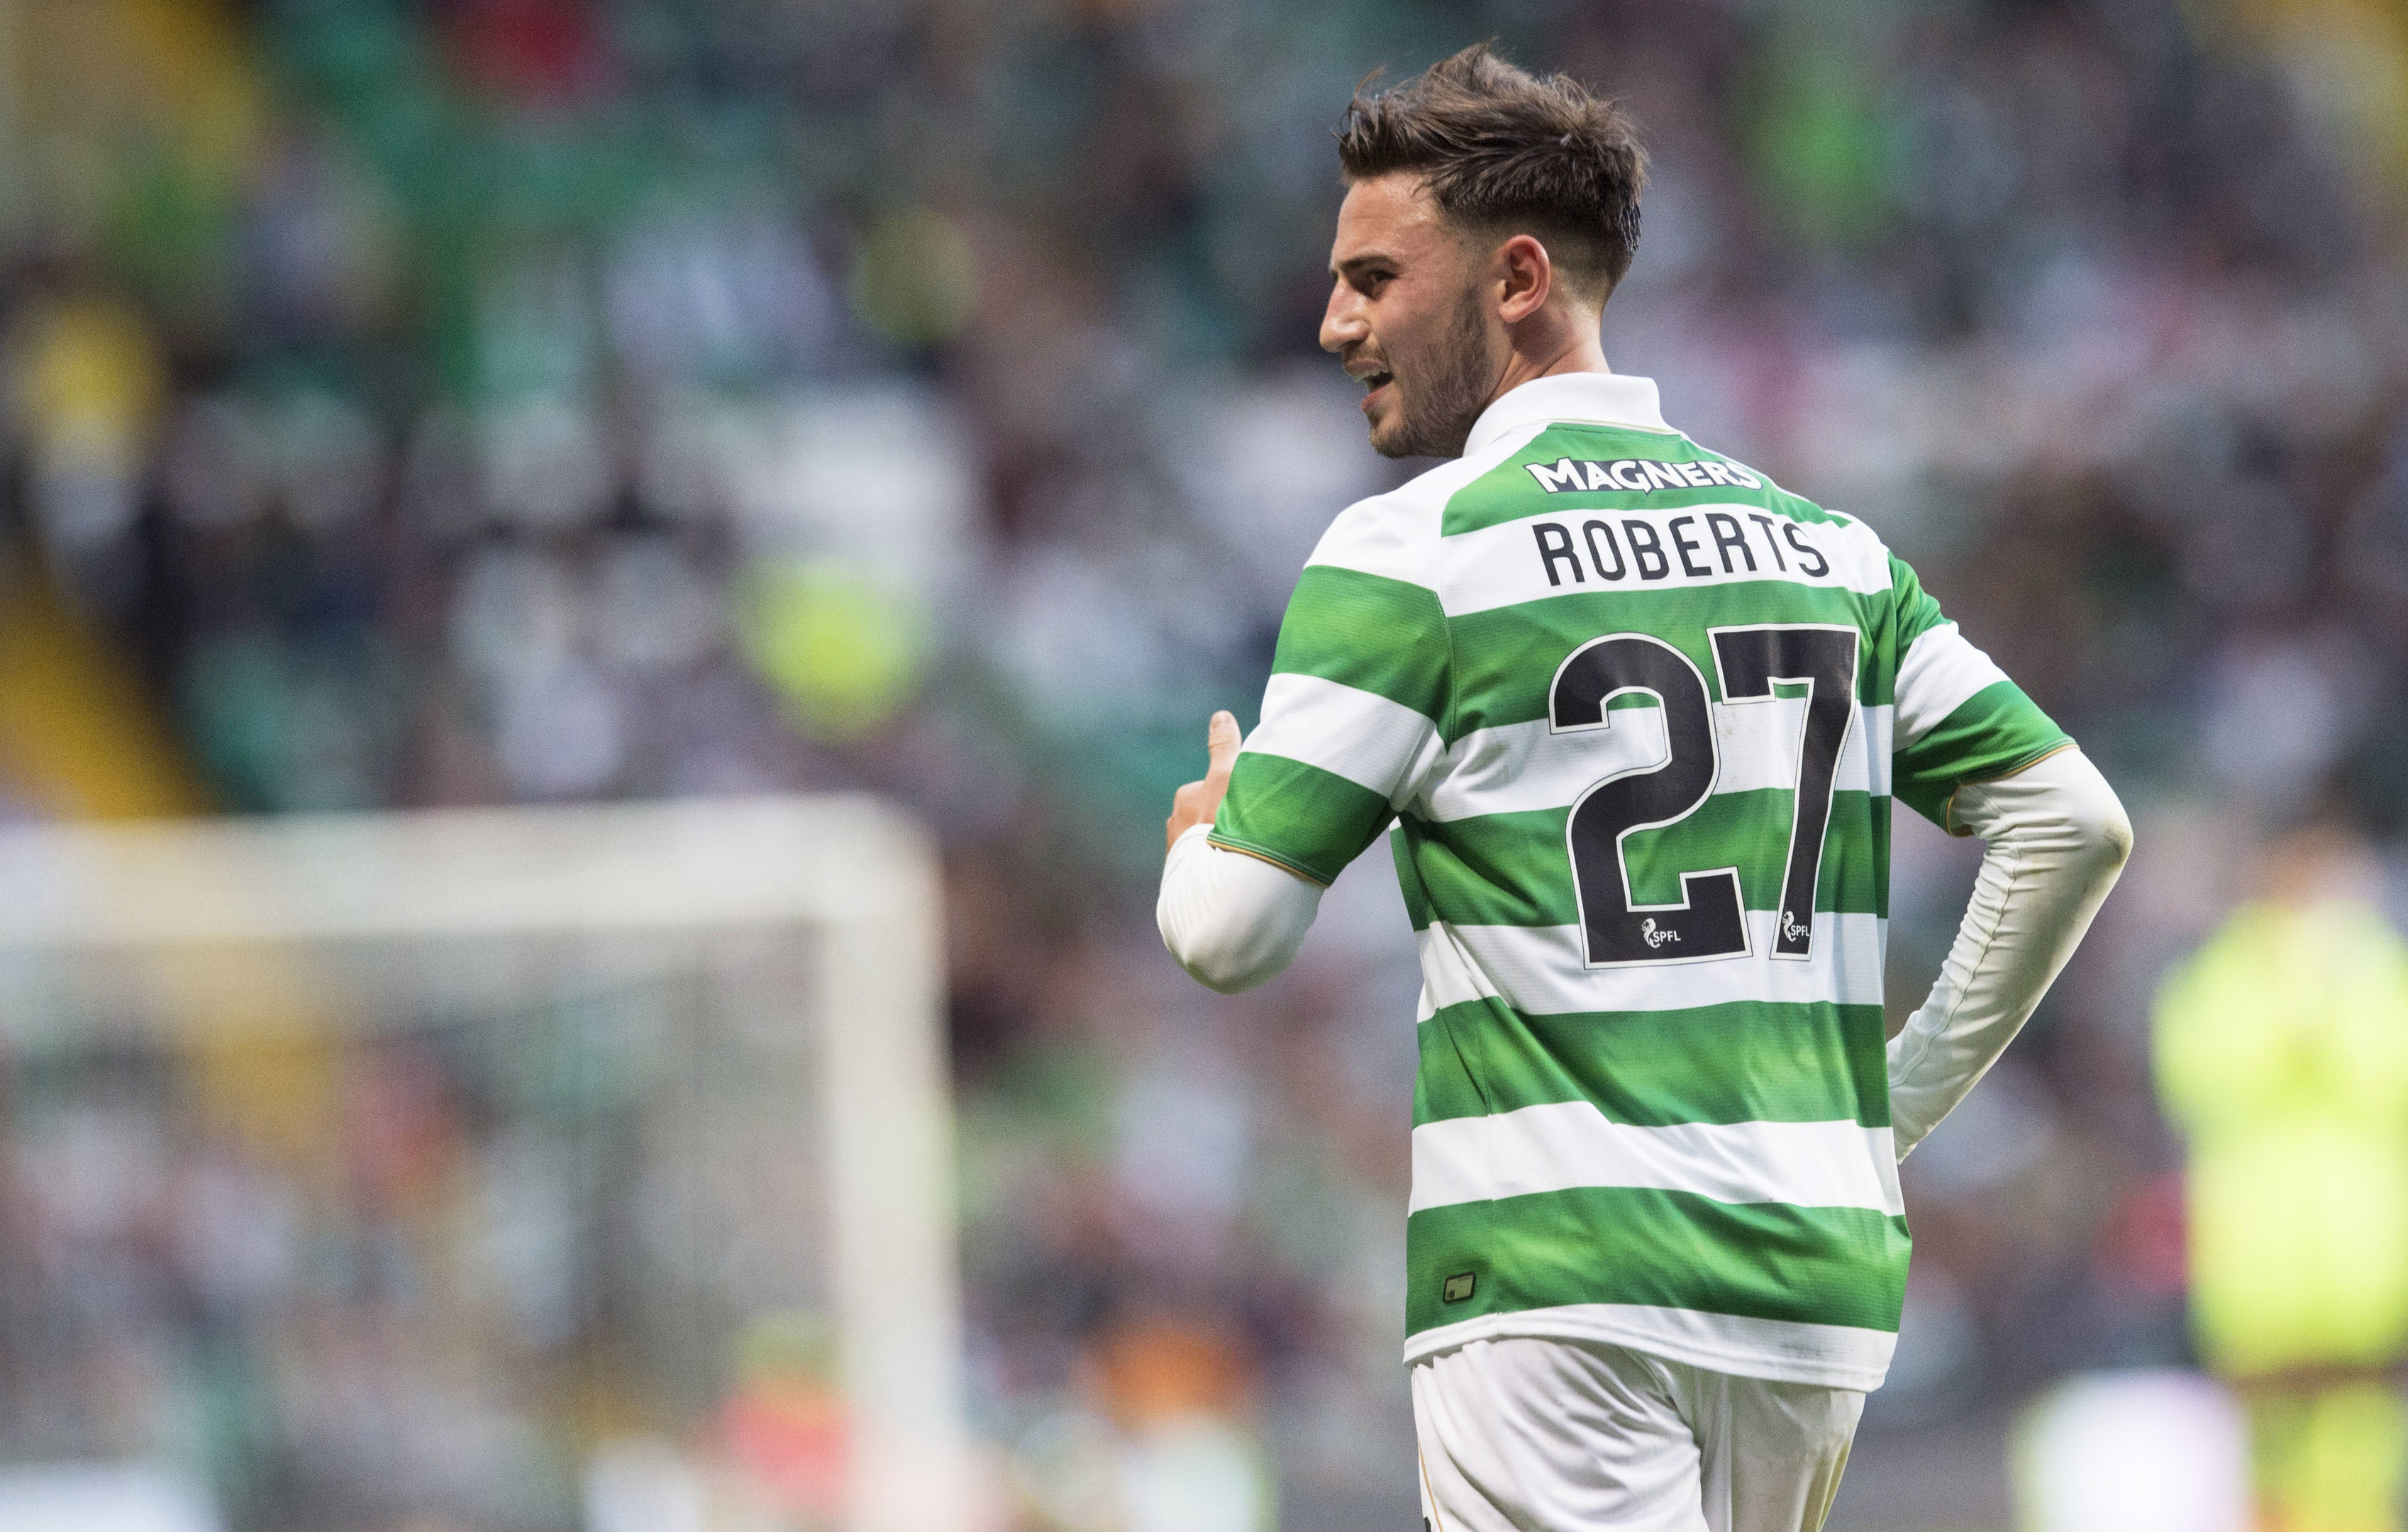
[1484,317,1609,410]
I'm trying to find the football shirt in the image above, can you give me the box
[1211,372,2068,1389]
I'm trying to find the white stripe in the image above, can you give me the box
[1438,507,1889,618]
[1409,1102,1902,1216]
[1893,622,2007,746]
[1714,696,1888,796]
[1417,921,1505,1011]
[1421,706,1667,821]
[1416,703,1892,821]
[1304,423,1548,587]
[1419,911,1886,1015]
[1244,674,1439,806]
[1403,1303,1896,1392]
[1305,496,1430,586]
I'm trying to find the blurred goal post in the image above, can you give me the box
[0,794,966,1532]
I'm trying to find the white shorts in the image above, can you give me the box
[1412,1336,1863,1532]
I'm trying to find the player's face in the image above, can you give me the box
[1321,174,1504,460]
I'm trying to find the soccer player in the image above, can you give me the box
[1155,45,2134,1532]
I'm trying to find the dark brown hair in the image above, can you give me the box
[1337,43,1648,302]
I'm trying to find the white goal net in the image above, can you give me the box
[0,796,964,1532]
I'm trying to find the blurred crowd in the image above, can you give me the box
[1,0,2406,1527]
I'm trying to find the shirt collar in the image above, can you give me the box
[1461,371,1672,458]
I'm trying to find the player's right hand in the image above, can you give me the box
[1165,710,1243,853]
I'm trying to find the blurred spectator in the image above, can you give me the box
[2014,1370,2250,1532]
[2155,824,2408,1531]
[1011,1317,1272,1532]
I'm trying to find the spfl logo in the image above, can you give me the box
[1641,918,1677,950]
[1780,911,1809,945]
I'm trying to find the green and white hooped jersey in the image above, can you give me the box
[1210,373,2068,1392]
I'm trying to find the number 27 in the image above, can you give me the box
[1549,624,1859,968]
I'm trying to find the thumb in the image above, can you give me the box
[1206,710,1243,777]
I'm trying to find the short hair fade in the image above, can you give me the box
[1336,43,1648,302]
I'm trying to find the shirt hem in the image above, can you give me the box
[1402,1308,1892,1393]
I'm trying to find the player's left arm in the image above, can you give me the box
[1887,747,2132,1158]
[1883,552,2133,1157]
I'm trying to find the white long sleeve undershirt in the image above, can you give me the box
[1887,747,2131,1157]
[1158,748,2130,1159]
[1156,823,1324,994]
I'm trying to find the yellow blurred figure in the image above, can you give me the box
[2155,826,2408,1532]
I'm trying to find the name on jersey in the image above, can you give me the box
[1525,456,1765,494]
[1528,510,1831,587]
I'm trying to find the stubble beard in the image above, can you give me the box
[1370,289,1497,460]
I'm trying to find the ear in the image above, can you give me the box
[1495,233,1553,324]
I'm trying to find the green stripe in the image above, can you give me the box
[1390,823,1433,931]
[1401,790,1890,927]
[1445,584,1893,742]
[1887,553,1951,649]
[1441,425,1848,538]
[1892,680,2071,826]
[1407,1187,1909,1338]
[1414,998,1891,1128]
[1272,565,1448,718]
[1211,753,1392,886]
